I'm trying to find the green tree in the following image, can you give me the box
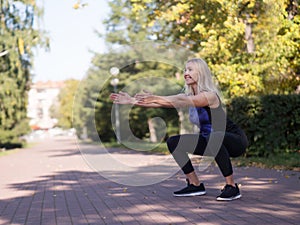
[0,0,48,146]
[72,1,184,141]
[54,79,80,129]
[73,46,183,142]
[104,0,150,45]
[75,0,299,143]
[128,0,300,97]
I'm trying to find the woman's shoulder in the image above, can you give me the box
[198,90,218,96]
[197,91,220,108]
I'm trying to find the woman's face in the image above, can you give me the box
[184,61,198,86]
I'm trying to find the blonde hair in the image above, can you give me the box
[185,58,220,96]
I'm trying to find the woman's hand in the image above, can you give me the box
[109,91,135,104]
[135,90,155,104]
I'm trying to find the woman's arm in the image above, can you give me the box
[110,91,219,108]
[135,92,219,108]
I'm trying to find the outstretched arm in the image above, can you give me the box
[135,92,219,108]
[109,91,162,108]
[110,91,219,108]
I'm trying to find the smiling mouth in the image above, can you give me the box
[184,75,192,79]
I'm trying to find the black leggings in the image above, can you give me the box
[166,130,248,177]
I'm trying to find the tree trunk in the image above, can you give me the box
[244,14,255,53]
[148,118,157,142]
[178,109,187,134]
[287,0,298,20]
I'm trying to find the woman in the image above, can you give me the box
[110,58,248,201]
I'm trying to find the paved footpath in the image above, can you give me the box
[0,136,299,225]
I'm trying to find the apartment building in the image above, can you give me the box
[27,81,64,130]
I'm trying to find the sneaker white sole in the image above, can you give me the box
[216,194,242,201]
[173,191,206,197]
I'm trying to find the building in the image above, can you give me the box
[27,81,65,130]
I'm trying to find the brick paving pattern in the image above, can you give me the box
[0,136,299,225]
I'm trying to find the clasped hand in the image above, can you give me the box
[109,90,154,105]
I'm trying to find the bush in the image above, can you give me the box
[0,119,30,149]
[227,94,300,157]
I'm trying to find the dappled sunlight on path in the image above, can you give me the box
[0,137,299,224]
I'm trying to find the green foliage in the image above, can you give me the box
[0,117,29,149]
[54,79,80,129]
[233,151,300,170]
[0,0,48,146]
[72,72,106,140]
[73,46,183,142]
[73,0,300,155]
[105,0,300,98]
[227,94,300,156]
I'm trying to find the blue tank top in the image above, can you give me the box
[189,107,212,137]
[189,96,241,137]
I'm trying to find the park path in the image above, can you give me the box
[0,136,299,225]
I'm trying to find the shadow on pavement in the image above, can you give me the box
[0,166,299,224]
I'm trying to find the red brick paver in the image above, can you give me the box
[0,137,299,225]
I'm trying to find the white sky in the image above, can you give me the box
[32,0,110,82]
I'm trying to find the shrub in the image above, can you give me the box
[227,94,300,156]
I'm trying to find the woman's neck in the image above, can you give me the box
[191,85,198,95]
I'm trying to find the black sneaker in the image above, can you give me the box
[173,179,206,197]
[216,183,241,201]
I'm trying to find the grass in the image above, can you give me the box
[0,148,20,157]
[99,140,170,154]
[0,142,38,158]
[232,151,300,171]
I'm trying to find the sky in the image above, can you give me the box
[33,0,110,82]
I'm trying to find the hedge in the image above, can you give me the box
[226,94,300,157]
